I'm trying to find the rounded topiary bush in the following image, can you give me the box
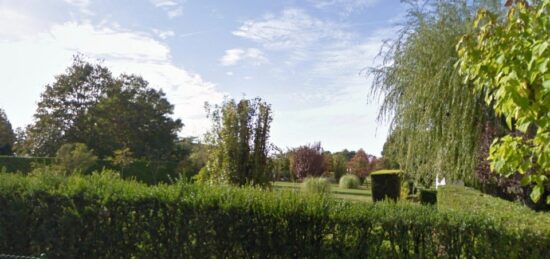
[302,177,331,195]
[370,170,401,202]
[339,174,360,189]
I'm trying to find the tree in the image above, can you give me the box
[290,142,325,179]
[86,74,183,160]
[269,146,292,181]
[24,56,182,160]
[199,97,273,186]
[368,0,503,185]
[331,154,348,181]
[348,149,376,180]
[55,143,97,175]
[110,147,134,178]
[176,137,209,179]
[0,109,15,156]
[323,151,334,172]
[457,0,550,204]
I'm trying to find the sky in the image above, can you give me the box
[0,0,406,156]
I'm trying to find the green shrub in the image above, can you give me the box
[0,173,549,258]
[322,171,337,183]
[370,170,401,202]
[419,188,437,205]
[0,155,178,185]
[55,143,98,175]
[339,174,360,189]
[302,177,331,194]
[438,185,550,232]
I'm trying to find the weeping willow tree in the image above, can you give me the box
[370,0,502,186]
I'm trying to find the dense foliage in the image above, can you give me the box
[339,174,361,189]
[21,56,182,160]
[371,170,401,202]
[0,156,178,184]
[419,188,438,205]
[198,97,272,186]
[0,172,548,258]
[290,142,325,179]
[347,149,376,180]
[370,0,502,186]
[438,185,550,231]
[330,153,348,181]
[457,0,550,204]
[269,147,292,181]
[301,177,331,194]
[54,143,98,175]
[0,108,15,156]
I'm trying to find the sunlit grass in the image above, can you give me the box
[273,181,372,202]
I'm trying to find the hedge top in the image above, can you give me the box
[438,185,550,233]
[0,171,550,258]
[370,169,402,175]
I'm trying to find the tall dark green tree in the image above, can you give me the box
[199,97,272,186]
[25,56,183,160]
[0,109,16,155]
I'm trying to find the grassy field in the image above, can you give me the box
[273,181,373,202]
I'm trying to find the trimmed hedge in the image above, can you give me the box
[0,156,54,173]
[1,173,549,258]
[371,170,401,202]
[438,185,550,233]
[0,156,179,184]
[419,188,437,205]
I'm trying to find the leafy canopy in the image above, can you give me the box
[24,56,182,160]
[457,0,550,203]
[369,0,501,185]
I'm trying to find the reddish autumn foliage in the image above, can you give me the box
[290,142,325,179]
[347,149,377,179]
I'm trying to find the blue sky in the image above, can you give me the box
[0,0,406,155]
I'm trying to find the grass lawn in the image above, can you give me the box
[273,181,373,202]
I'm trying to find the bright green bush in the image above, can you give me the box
[302,177,331,194]
[370,170,401,202]
[339,174,360,189]
[419,188,437,205]
[438,185,550,232]
[0,172,549,258]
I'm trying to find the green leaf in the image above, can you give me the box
[530,184,543,202]
[520,175,531,185]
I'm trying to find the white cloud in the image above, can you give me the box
[151,0,179,7]
[151,0,184,18]
[64,0,94,15]
[152,29,175,39]
[0,6,49,40]
[308,0,379,15]
[226,71,234,76]
[0,21,225,137]
[220,48,268,66]
[233,9,353,50]
[167,6,183,18]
